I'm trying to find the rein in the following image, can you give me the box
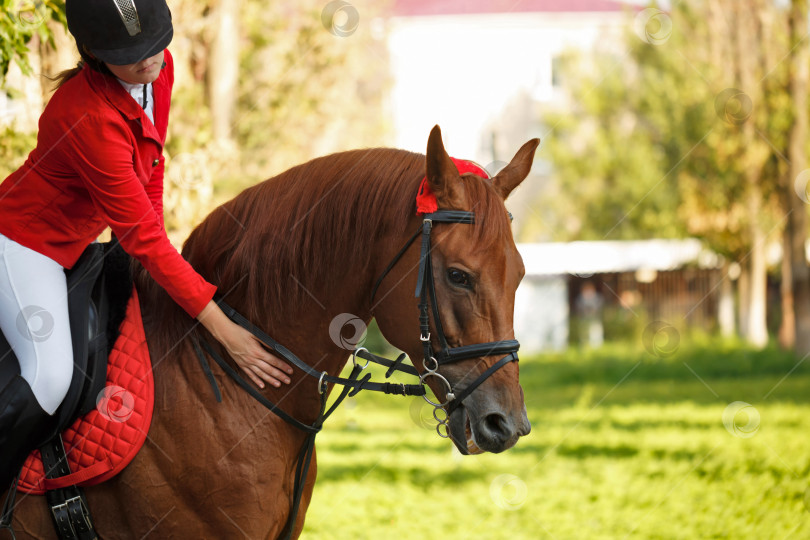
[192,209,519,539]
[191,302,424,540]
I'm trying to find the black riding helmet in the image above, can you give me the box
[66,0,173,66]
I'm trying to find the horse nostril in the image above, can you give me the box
[482,412,511,441]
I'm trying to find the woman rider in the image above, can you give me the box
[0,0,293,487]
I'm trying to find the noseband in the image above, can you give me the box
[371,210,520,433]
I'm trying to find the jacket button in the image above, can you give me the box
[152,159,160,167]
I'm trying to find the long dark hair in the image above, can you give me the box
[52,42,114,89]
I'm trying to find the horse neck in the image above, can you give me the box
[139,148,426,423]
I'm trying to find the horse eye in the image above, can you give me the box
[447,268,471,287]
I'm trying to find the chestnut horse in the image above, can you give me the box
[8,126,537,538]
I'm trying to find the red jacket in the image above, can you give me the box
[0,50,216,318]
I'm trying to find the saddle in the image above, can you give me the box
[0,241,132,434]
[0,240,134,539]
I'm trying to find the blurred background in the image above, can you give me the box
[2,0,809,538]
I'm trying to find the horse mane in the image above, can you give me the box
[137,147,512,350]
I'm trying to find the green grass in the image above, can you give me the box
[302,339,810,539]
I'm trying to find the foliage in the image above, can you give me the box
[0,0,66,84]
[0,2,66,182]
[540,49,683,242]
[0,126,35,180]
[305,340,810,538]
[161,0,390,190]
[160,0,392,237]
[538,1,795,262]
[232,0,391,182]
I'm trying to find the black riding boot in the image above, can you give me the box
[0,375,57,488]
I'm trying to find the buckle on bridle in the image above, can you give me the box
[420,332,430,342]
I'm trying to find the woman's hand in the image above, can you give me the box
[197,300,293,389]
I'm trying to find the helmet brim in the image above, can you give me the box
[90,25,173,66]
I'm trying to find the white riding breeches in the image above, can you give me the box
[0,233,72,414]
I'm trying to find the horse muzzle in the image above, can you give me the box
[448,401,530,455]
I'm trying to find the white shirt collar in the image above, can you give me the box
[116,78,155,124]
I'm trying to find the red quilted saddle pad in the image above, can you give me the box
[18,289,154,494]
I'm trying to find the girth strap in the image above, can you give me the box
[39,435,98,540]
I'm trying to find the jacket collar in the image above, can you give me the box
[82,59,169,146]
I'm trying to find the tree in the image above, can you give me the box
[207,0,239,144]
[541,0,797,347]
[0,1,67,177]
[781,0,810,355]
[0,0,65,82]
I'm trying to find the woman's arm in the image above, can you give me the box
[197,300,293,389]
[66,116,293,387]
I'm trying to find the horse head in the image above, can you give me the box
[374,126,539,455]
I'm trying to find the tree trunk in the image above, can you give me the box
[719,262,736,337]
[779,229,795,348]
[746,206,769,348]
[787,0,810,356]
[738,262,751,339]
[208,0,239,143]
[733,0,769,348]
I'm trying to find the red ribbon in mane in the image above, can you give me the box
[416,158,491,215]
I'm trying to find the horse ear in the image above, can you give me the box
[426,125,464,207]
[492,138,540,200]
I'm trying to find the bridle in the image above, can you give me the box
[370,209,520,435]
[192,208,520,539]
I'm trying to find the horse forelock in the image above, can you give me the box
[455,173,514,250]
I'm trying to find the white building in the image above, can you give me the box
[386,0,627,163]
[514,240,725,352]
